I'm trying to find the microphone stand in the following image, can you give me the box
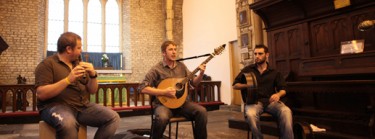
[176,53,211,61]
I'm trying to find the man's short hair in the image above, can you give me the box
[254,44,269,53]
[160,40,177,53]
[57,32,81,53]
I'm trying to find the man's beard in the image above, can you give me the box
[255,58,266,65]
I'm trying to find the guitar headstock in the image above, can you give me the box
[213,44,226,55]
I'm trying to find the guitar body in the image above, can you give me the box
[157,78,188,109]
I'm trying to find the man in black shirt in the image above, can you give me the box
[232,44,294,139]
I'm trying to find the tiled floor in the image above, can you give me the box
[0,109,278,139]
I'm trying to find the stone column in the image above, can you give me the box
[101,0,107,52]
[83,0,88,51]
[252,13,263,46]
[166,0,174,40]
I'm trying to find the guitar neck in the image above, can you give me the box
[181,53,214,84]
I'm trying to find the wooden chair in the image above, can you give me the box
[167,116,195,139]
[39,121,87,139]
[150,100,195,139]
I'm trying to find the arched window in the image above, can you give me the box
[68,0,84,41]
[106,0,120,53]
[46,0,123,70]
[87,0,102,52]
[47,0,64,51]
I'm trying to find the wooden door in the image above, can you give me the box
[229,40,243,105]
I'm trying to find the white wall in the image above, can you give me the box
[183,0,237,105]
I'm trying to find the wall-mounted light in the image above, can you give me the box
[358,20,375,31]
[334,0,351,9]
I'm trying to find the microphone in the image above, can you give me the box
[358,20,375,31]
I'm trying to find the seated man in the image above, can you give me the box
[232,44,294,139]
[138,40,208,139]
[35,32,120,139]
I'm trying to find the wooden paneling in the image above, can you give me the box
[310,16,351,57]
[268,24,305,80]
[253,0,375,80]
[352,9,375,51]
[250,0,375,138]
[288,80,375,137]
[300,52,375,77]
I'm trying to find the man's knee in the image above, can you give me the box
[246,109,258,118]
[197,106,207,117]
[155,113,170,125]
[280,106,292,117]
[112,111,121,121]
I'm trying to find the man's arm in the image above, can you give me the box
[36,78,70,101]
[81,62,98,94]
[192,64,206,86]
[86,73,98,94]
[138,67,176,98]
[232,83,250,90]
[269,89,286,103]
[269,71,287,102]
[36,63,89,100]
[232,71,252,90]
[141,86,176,98]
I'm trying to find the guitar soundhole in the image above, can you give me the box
[175,83,185,98]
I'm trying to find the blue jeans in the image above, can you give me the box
[152,101,208,139]
[245,101,294,139]
[40,103,120,139]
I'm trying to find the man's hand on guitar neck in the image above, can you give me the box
[163,87,177,98]
[192,64,207,86]
[198,64,206,73]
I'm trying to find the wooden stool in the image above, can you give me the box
[39,121,87,139]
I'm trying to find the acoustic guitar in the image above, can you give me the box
[157,44,226,109]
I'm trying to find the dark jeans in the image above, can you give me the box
[152,101,208,139]
[40,103,120,139]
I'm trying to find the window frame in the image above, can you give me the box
[45,0,129,73]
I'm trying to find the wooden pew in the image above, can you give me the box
[287,80,375,138]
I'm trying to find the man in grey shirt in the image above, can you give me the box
[139,40,208,139]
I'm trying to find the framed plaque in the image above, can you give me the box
[334,0,351,9]
[239,10,250,26]
[241,33,249,48]
[340,40,364,54]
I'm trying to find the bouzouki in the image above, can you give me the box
[157,44,226,109]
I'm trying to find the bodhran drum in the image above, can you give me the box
[242,72,258,104]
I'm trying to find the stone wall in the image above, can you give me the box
[0,0,183,84]
[123,0,166,82]
[0,0,46,84]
